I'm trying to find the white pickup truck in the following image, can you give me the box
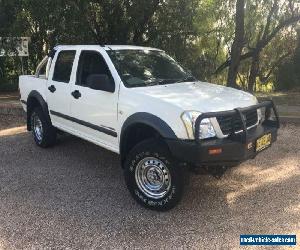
[19,45,280,211]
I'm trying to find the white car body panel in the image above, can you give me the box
[46,48,76,128]
[19,45,258,153]
[19,75,48,112]
[130,81,257,112]
[118,81,257,139]
[68,47,120,152]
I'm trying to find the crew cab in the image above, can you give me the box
[19,45,280,211]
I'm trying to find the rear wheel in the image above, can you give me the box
[124,139,184,211]
[31,107,57,148]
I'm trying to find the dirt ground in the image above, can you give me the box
[0,115,299,249]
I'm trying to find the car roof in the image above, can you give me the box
[54,45,162,51]
[105,45,162,51]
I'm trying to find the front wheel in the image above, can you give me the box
[124,139,184,211]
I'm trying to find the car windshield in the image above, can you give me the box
[107,49,195,88]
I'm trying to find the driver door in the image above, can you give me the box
[69,49,119,152]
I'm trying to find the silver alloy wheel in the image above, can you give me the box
[32,113,43,142]
[135,157,171,199]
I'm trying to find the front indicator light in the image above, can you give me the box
[209,148,222,155]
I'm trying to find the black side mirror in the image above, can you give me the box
[86,74,115,93]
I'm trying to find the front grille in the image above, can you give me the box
[216,109,258,135]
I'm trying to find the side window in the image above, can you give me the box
[52,50,76,83]
[76,50,112,87]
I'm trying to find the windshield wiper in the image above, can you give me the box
[175,76,196,83]
[127,80,167,88]
[145,79,178,86]
[141,77,196,87]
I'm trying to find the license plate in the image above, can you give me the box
[256,133,272,152]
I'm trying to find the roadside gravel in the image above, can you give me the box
[0,116,299,249]
[0,115,25,130]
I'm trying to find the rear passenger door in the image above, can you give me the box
[47,49,76,129]
[69,49,119,152]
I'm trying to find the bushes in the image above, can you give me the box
[275,47,300,91]
[0,57,22,93]
[0,79,19,92]
[275,61,297,91]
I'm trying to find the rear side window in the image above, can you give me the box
[52,50,76,83]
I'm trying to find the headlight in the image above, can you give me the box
[181,111,216,139]
[181,111,201,139]
[199,118,216,139]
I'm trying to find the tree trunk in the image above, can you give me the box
[216,15,300,76]
[132,0,160,44]
[248,52,260,92]
[227,0,245,88]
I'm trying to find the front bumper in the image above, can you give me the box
[166,101,280,166]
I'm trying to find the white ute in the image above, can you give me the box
[19,45,280,210]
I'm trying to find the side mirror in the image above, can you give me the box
[86,74,115,93]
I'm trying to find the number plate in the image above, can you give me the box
[256,133,272,152]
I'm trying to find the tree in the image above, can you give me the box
[0,0,24,85]
[227,0,244,88]
[2,0,300,92]
[65,0,162,45]
[275,29,300,90]
[216,0,300,91]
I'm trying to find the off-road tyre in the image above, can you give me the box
[124,138,184,211]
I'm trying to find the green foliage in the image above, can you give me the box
[0,56,19,92]
[0,81,19,92]
[275,61,296,90]
[275,45,300,91]
[1,0,300,92]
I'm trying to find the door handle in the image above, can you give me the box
[71,90,81,99]
[48,85,56,93]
